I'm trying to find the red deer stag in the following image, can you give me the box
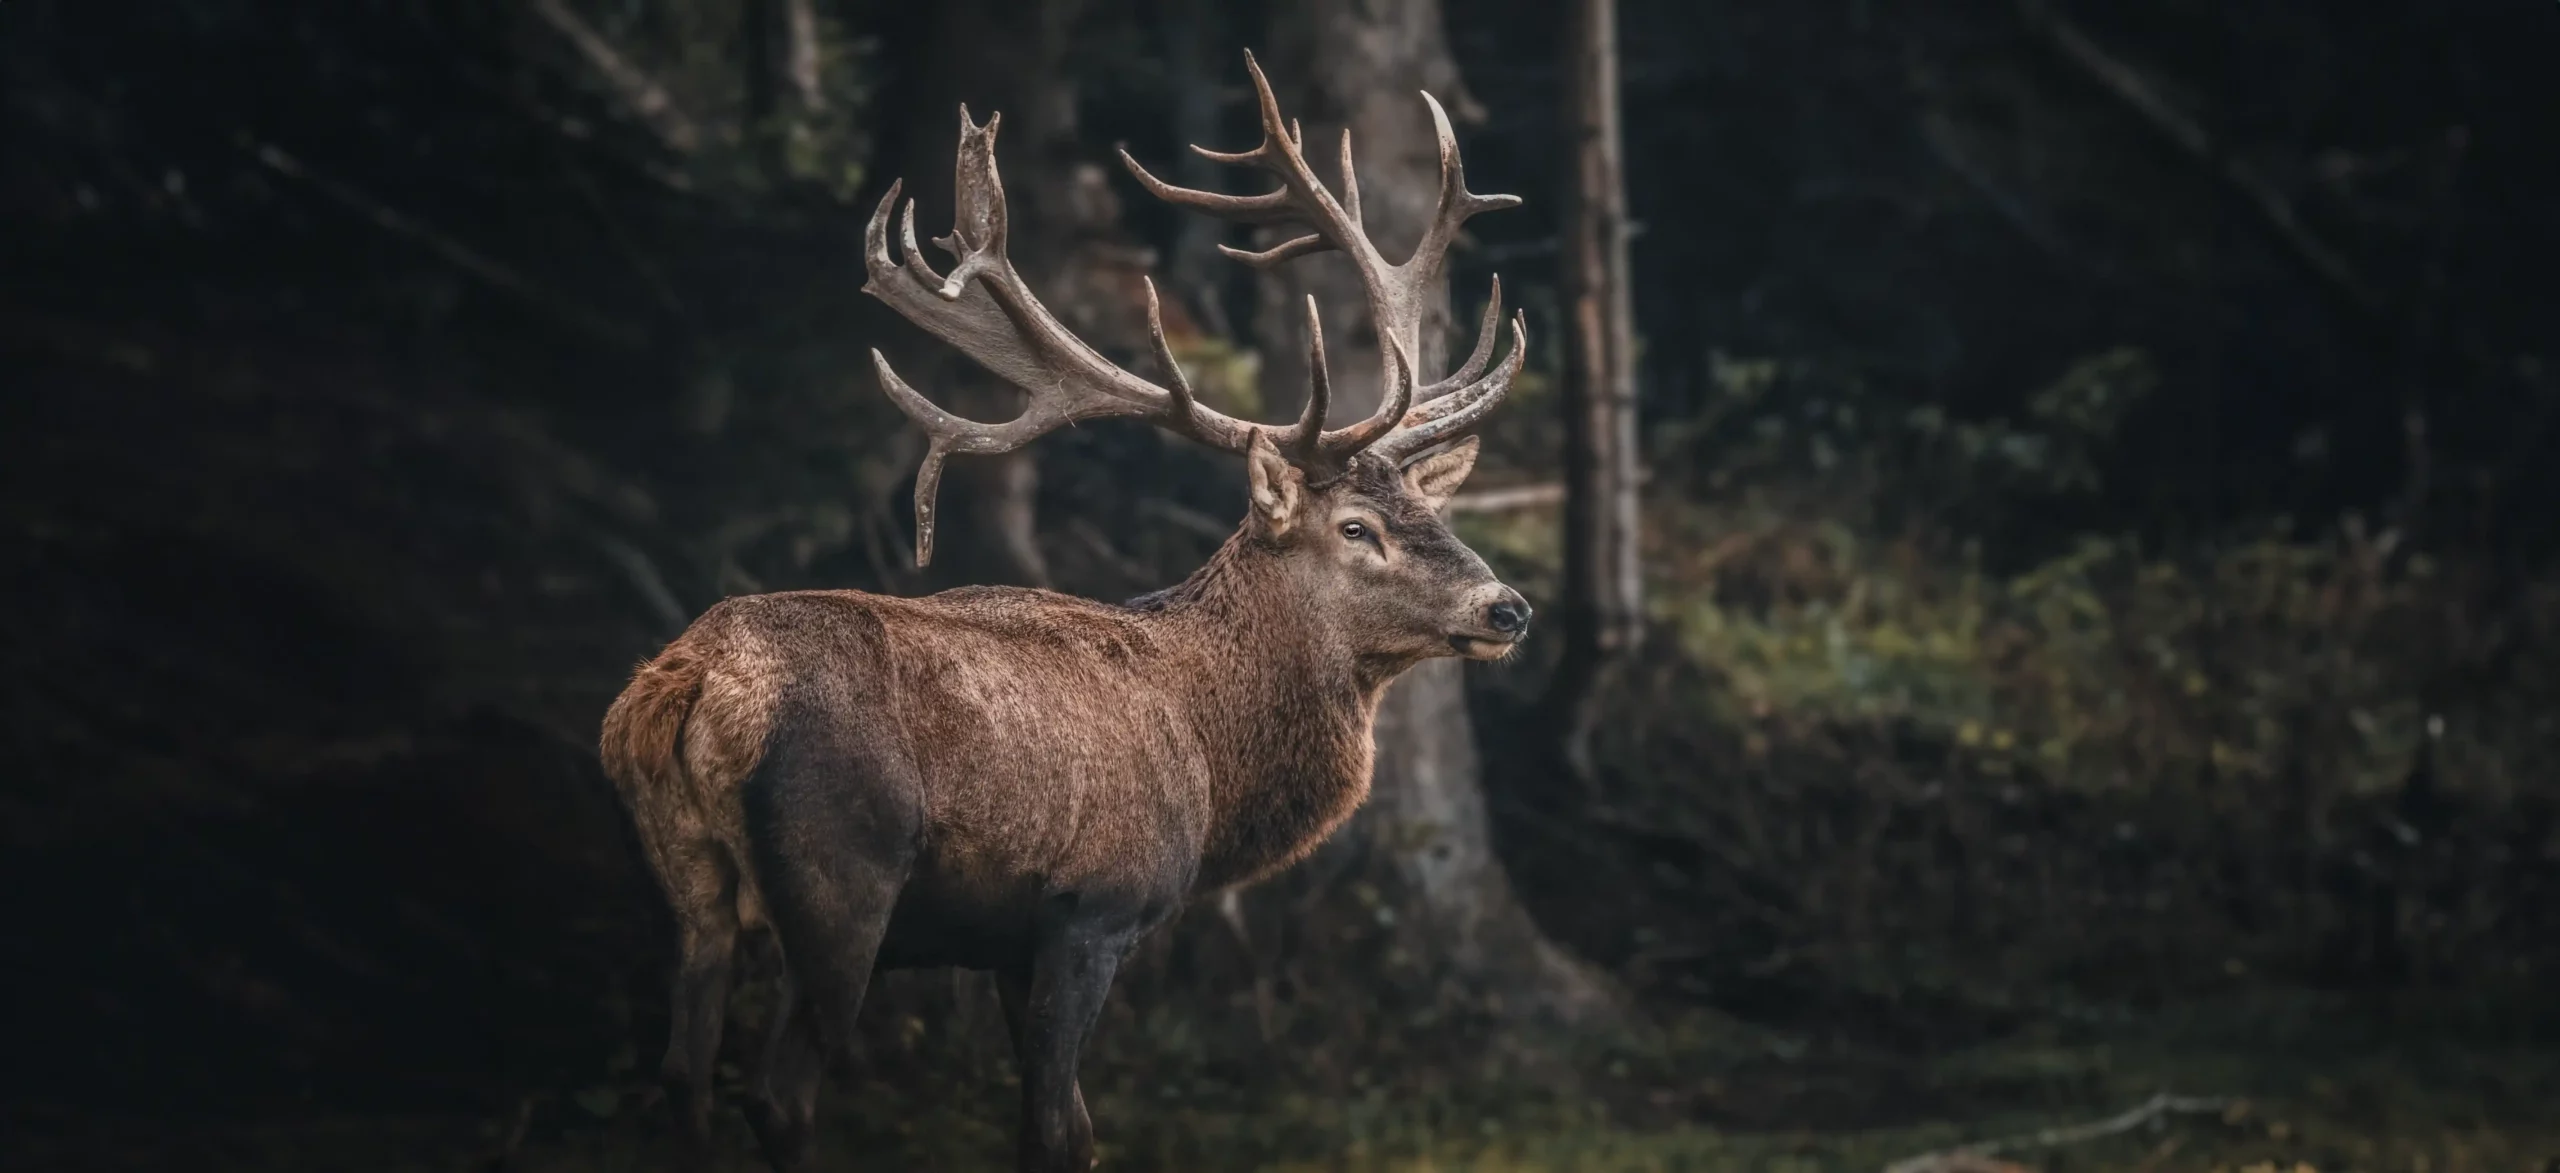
[600,50,1528,1173]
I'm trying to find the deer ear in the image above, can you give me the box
[1246,431,1304,534]
[1400,435,1480,512]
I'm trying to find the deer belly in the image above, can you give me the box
[873,846,1049,970]
[873,799,1203,970]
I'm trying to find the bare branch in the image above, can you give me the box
[1447,483,1565,513]
[593,534,690,637]
[529,0,705,154]
[1138,498,1234,543]
[2014,0,2383,314]
[1449,467,1654,514]
[251,141,640,348]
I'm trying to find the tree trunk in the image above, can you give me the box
[781,0,825,115]
[1548,0,1645,786]
[1255,0,1621,1033]
[1162,0,1237,342]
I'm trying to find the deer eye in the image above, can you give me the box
[1340,520,1371,543]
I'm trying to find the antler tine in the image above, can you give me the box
[1316,334,1413,461]
[1141,277,1200,418]
[863,109,1270,566]
[868,348,1059,568]
[1338,128,1363,229]
[1113,51,1375,267]
[1419,275,1504,404]
[1286,295,1331,463]
[1370,312,1527,465]
[1407,91,1524,291]
[1118,146,1300,223]
[1400,312,1525,431]
[1217,233,1330,270]
[927,105,1010,297]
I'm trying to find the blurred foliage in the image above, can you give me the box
[1658,502,2514,797]
[1169,332,1268,422]
[1469,332,2560,1017]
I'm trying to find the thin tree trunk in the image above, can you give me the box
[1548,0,1645,786]
[1258,0,1621,1033]
[1162,0,1235,341]
[744,0,825,181]
[742,0,784,179]
[782,0,825,114]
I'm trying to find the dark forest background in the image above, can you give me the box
[6,1,2559,1170]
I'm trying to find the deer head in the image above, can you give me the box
[862,51,1531,661]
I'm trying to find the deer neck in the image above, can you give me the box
[1129,531,1395,889]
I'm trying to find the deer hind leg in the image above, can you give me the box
[657,842,741,1166]
[742,930,825,1173]
[743,710,916,1081]
[1003,894,1149,1173]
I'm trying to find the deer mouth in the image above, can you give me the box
[1448,633,1522,661]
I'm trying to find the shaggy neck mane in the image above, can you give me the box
[1124,529,1397,888]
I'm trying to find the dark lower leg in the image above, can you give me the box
[746,969,825,1173]
[1011,933,1127,1173]
[996,966,1088,1152]
[662,925,737,1159]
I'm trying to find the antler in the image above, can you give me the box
[864,108,1258,566]
[865,53,1527,566]
[1117,50,1526,465]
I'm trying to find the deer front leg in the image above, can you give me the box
[1002,898,1138,1173]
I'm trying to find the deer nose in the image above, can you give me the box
[1485,592,1532,635]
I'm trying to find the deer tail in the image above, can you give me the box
[600,648,705,802]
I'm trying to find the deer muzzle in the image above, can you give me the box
[1449,584,1532,659]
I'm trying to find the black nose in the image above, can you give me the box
[1486,595,1531,635]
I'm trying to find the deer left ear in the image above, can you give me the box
[1246,430,1305,535]
[1400,435,1481,513]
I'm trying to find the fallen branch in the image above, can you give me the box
[1882,1092,2234,1173]
[2014,0,2384,315]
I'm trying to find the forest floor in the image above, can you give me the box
[10,991,2554,1173]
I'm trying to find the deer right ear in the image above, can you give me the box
[1246,431,1304,535]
